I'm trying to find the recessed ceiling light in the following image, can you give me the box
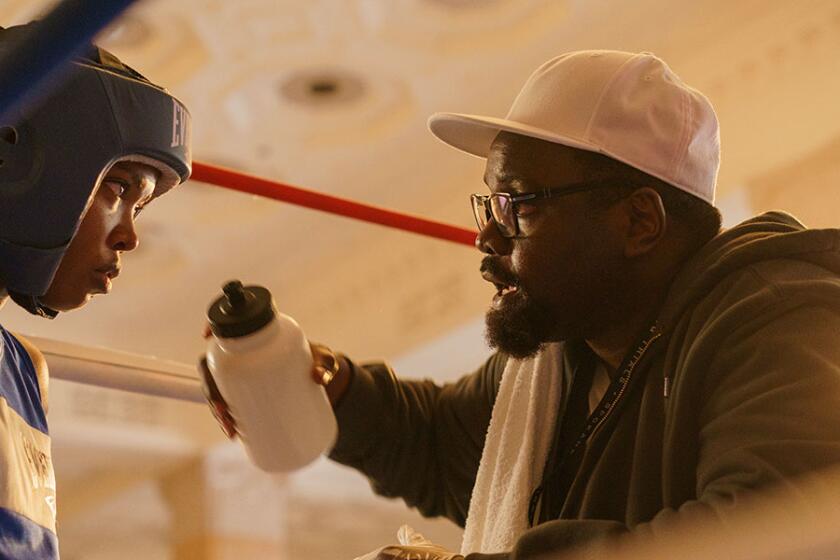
[279,69,365,108]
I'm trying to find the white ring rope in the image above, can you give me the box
[27,336,204,404]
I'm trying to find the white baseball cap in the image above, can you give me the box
[428,50,720,204]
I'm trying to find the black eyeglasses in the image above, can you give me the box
[470,180,617,238]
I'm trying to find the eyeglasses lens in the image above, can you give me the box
[490,194,516,237]
[471,194,490,230]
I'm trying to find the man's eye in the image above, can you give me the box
[133,205,146,218]
[514,202,537,216]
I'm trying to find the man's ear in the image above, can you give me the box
[623,187,667,258]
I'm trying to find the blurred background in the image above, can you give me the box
[1,0,839,558]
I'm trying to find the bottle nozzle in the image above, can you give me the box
[209,280,274,337]
[223,280,247,309]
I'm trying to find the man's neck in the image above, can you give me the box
[585,310,654,373]
[584,276,672,374]
[584,240,695,373]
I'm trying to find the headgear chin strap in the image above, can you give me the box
[7,292,58,320]
[0,24,192,316]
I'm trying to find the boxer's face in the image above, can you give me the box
[40,161,158,311]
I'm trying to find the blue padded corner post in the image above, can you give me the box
[0,0,140,123]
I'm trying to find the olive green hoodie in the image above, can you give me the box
[330,212,840,559]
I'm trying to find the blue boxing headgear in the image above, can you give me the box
[0,23,192,317]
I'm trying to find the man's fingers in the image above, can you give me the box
[313,365,336,386]
[198,357,224,401]
[354,544,462,560]
[309,342,340,387]
[210,402,237,439]
[198,355,238,439]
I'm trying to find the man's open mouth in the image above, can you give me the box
[481,259,521,309]
[495,283,518,297]
[492,282,520,308]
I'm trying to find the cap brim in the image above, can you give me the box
[428,112,716,205]
[427,112,601,159]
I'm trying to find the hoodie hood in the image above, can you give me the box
[657,211,840,331]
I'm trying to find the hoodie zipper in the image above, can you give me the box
[567,323,662,455]
[527,323,662,526]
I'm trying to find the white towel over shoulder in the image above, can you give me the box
[461,344,564,555]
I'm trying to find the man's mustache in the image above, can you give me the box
[480,257,519,286]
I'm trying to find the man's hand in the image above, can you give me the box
[198,338,350,438]
[352,525,464,560]
[198,355,238,438]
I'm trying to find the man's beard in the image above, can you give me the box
[485,287,558,360]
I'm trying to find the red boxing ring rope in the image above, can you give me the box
[191,162,478,248]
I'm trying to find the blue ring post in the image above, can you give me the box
[0,0,141,123]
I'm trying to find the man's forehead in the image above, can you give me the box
[484,132,589,188]
[483,168,528,190]
[489,131,589,161]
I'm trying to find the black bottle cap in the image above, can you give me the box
[207,280,275,338]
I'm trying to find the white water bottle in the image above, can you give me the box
[205,280,337,472]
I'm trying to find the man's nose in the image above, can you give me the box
[475,219,511,256]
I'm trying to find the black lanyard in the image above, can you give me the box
[527,324,662,526]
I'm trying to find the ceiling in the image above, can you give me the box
[1,0,839,558]
[3,0,839,365]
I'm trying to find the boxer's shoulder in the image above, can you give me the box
[9,332,49,413]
